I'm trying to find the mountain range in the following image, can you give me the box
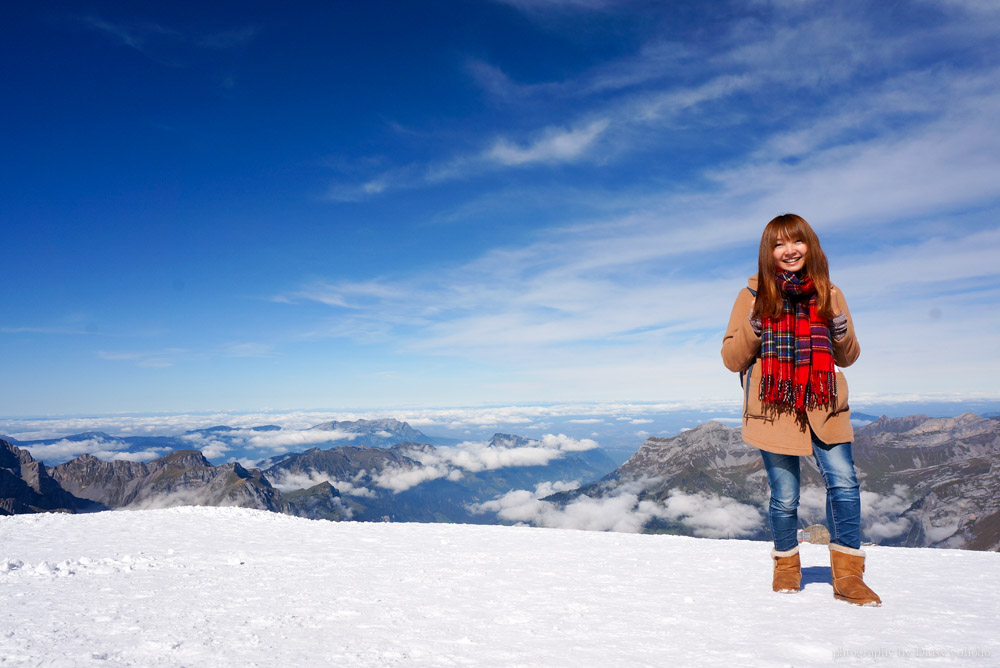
[4,414,998,551]
[2,419,615,525]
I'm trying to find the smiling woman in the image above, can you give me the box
[722,213,881,606]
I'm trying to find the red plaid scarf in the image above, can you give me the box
[759,272,836,412]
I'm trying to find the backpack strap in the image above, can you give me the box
[738,286,758,391]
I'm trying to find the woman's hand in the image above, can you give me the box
[749,299,762,336]
[830,312,848,341]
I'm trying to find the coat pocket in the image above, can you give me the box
[743,362,766,419]
[832,370,849,415]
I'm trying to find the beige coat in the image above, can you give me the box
[721,276,860,455]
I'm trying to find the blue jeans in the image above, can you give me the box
[759,433,861,551]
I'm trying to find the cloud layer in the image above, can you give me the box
[472,481,764,537]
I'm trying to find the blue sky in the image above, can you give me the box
[3,0,999,418]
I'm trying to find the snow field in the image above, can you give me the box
[1,507,998,667]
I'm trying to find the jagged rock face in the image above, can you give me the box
[1,439,83,515]
[853,413,1000,550]
[48,455,149,508]
[51,450,290,513]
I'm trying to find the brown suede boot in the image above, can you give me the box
[772,546,801,593]
[830,544,882,606]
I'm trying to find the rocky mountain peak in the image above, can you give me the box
[155,450,212,470]
[1,439,35,469]
[488,433,531,448]
[860,415,931,434]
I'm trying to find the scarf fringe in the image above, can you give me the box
[759,371,838,411]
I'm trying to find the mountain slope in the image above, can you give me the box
[1,439,83,515]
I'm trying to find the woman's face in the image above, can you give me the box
[772,234,808,273]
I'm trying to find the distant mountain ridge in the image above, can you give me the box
[12,418,459,467]
[308,418,456,447]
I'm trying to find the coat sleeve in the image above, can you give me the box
[721,287,760,373]
[831,286,860,368]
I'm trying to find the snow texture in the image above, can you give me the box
[1,507,998,667]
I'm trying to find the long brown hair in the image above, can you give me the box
[755,213,835,320]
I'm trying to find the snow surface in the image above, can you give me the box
[2,508,998,667]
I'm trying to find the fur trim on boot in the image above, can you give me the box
[830,544,882,606]
[772,545,801,593]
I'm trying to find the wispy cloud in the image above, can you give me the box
[97,340,279,367]
[374,433,597,493]
[331,2,1000,207]
[1,326,90,335]
[80,16,180,52]
[328,118,613,201]
[485,119,610,166]
[77,15,258,66]
[97,348,188,368]
[299,14,1000,400]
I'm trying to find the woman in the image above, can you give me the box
[721,213,881,606]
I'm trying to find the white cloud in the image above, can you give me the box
[267,470,376,497]
[370,433,598,493]
[471,481,763,537]
[485,119,610,166]
[656,491,763,539]
[373,464,458,493]
[179,428,359,457]
[862,485,913,541]
[200,442,232,460]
